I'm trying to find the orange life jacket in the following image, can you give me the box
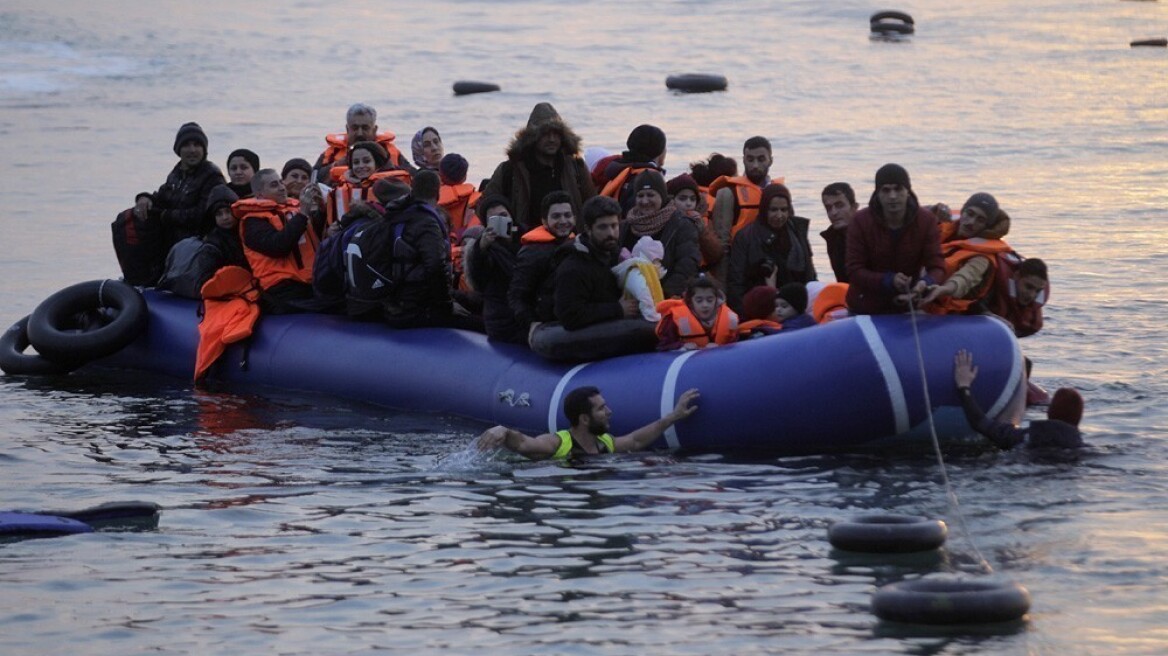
[319,131,405,170]
[737,318,782,336]
[708,174,786,237]
[438,182,481,237]
[326,169,413,226]
[812,282,850,324]
[599,164,653,200]
[519,225,568,245]
[933,224,1014,314]
[656,299,739,348]
[194,265,262,382]
[234,197,319,290]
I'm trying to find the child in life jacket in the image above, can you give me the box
[656,277,739,351]
[613,235,667,321]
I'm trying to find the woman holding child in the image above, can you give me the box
[619,170,701,298]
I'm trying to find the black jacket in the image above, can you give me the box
[467,237,526,343]
[619,213,700,299]
[552,234,624,330]
[149,158,226,245]
[727,215,816,312]
[820,225,848,283]
[508,235,569,328]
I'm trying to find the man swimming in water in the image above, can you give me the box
[476,386,700,459]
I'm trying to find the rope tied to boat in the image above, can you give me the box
[97,278,109,309]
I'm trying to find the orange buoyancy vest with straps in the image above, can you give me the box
[656,299,739,348]
[737,318,782,336]
[708,174,786,238]
[519,225,566,244]
[935,227,1015,314]
[234,197,320,289]
[811,282,850,324]
[438,183,481,236]
[599,165,653,200]
[320,131,405,169]
[326,169,413,226]
[194,265,262,382]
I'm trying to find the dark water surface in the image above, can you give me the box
[2,1,1167,654]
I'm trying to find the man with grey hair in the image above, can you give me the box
[312,103,413,184]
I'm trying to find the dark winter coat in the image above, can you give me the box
[466,237,526,343]
[845,206,945,315]
[619,213,701,299]
[149,158,226,245]
[727,216,816,313]
[552,234,624,330]
[508,235,569,329]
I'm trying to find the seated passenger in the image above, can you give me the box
[235,169,326,314]
[157,184,247,299]
[612,236,666,322]
[312,103,411,185]
[599,124,668,209]
[738,285,783,337]
[619,170,700,298]
[437,153,480,238]
[727,183,816,313]
[667,173,723,272]
[411,127,444,171]
[325,141,412,229]
[115,122,226,285]
[820,182,858,283]
[689,152,738,218]
[987,257,1049,338]
[922,192,1014,313]
[281,158,313,199]
[845,164,945,314]
[656,277,739,351]
[508,191,576,343]
[465,207,525,343]
[225,148,259,199]
[774,282,815,331]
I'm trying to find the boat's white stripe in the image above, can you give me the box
[661,350,699,449]
[856,315,909,434]
[986,318,1024,418]
[548,363,590,434]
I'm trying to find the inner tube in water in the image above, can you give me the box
[453,81,501,96]
[0,315,79,376]
[870,11,915,35]
[26,279,147,366]
[665,74,729,93]
[872,578,1031,624]
[1130,38,1168,47]
[828,514,947,553]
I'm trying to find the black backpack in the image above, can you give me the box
[344,219,410,306]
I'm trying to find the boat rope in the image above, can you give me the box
[907,294,994,575]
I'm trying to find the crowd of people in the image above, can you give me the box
[112,101,1054,370]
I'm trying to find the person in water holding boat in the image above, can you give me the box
[726,182,816,314]
[225,148,259,199]
[921,192,1014,313]
[820,182,857,283]
[954,350,1084,449]
[484,102,595,234]
[508,191,577,344]
[476,386,701,459]
[845,163,945,314]
[312,103,411,185]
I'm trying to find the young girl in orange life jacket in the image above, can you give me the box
[655,277,739,351]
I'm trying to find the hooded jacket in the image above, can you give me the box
[151,158,227,245]
[552,233,625,330]
[845,201,945,315]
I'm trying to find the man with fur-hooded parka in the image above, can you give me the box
[484,103,595,234]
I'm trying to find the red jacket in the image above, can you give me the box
[844,206,945,314]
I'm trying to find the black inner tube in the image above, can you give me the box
[0,315,78,376]
[828,514,948,553]
[26,279,147,365]
[872,578,1031,624]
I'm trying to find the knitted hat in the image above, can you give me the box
[666,173,699,197]
[350,140,388,169]
[173,122,208,155]
[281,158,312,179]
[742,285,778,321]
[1047,387,1084,426]
[777,282,808,315]
[874,163,911,190]
[439,153,469,185]
[227,148,260,173]
[632,169,668,203]
[962,192,999,220]
[626,124,667,160]
[371,178,411,205]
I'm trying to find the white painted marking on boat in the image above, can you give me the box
[661,350,699,449]
[856,315,909,434]
[548,363,590,433]
[986,318,1024,418]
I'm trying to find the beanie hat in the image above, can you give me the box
[350,141,388,169]
[742,285,778,321]
[631,235,665,262]
[173,122,208,156]
[439,153,469,185]
[227,148,260,173]
[1047,387,1084,426]
[476,193,514,222]
[371,178,411,206]
[777,282,809,315]
[281,158,312,179]
[626,124,667,161]
[632,169,668,203]
[962,192,1000,220]
[205,184,240,216]
[666,173,699,197]
[874,163,911,190]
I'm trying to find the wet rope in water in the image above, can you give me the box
[906,296,994,575]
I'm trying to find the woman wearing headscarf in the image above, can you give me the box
[411,127,444,171]
[726,183,816,314]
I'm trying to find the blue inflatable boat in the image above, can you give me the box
[94,290,1026,455]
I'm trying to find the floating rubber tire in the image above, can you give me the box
[871,11,915,35]
[453,81,501,96]
[666,74,728,93]
[828,514,947,553]
[27,279,147,365]
[0,316,78,376]
[871,11,914,25]
[872,578,1031,624]
[871,21,915,35]
[1131,38,1167,47]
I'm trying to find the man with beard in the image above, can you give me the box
[709,136,781,280]
[508,191,578,343]
[475,386,701,459]
[484,102,595,234]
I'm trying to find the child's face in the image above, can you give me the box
[773,298,797,321]
[674,189,698,212]
[690,289,719,321]
[215,207,236,230]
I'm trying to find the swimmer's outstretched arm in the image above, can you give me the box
[475,426,559,459]
[613,388,701,452]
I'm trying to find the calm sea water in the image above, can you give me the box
[2,1,1167,654]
